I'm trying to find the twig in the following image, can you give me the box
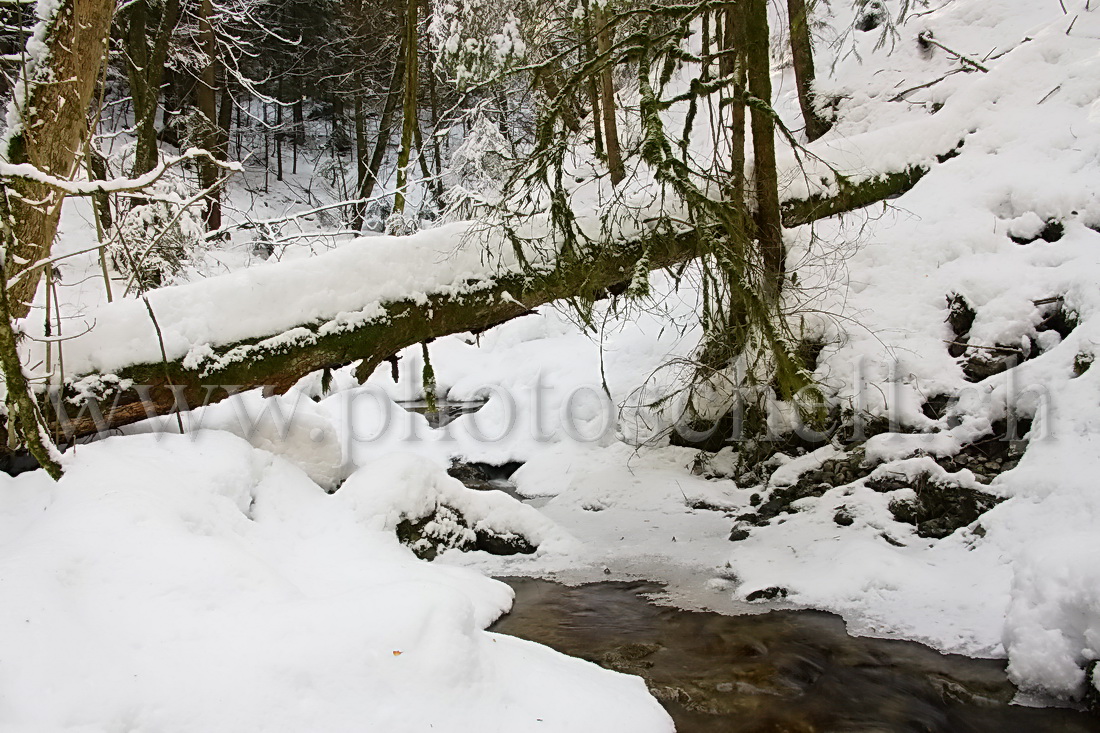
[890,69,965,101]
[22,321,94,342]
[205,198,373,237]
[943,340,1021,354]
[1038,85,1061,104]
[142,296,185,434]
[918,32,990,73]
[0,147,239,196]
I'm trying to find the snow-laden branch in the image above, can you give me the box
[0,148,241,196]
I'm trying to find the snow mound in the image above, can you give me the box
[121,388,345,490]
[337,453,576,557]
[0,433,671,733]
[1004,534,1100,700]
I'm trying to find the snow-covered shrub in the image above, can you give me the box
[442,113,510,221]
[385,212,419,236]
[109,171,206,291]
[431,0,526,87]
[248,223,277,260]
[360,201,387,232]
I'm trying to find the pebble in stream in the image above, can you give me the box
[490,579,1099,733]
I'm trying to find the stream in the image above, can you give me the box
[407,400,1098,731]
[490,579,1098,732]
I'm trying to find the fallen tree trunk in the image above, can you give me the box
[33,160,932,447]
[46,229,705,442]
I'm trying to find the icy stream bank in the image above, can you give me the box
[492,579,1098,732]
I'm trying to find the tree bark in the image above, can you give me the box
[356,51,405,227]
[293,96,304,174]
[124,0,181,177]
[3,0,116,319]
[425,37,443,182]
[537,59,583,134]
[725,5,747,212]
[580,0,604,157]
[195,0,222,231]
[353,90,368,224]
[779,165,927,227]
[0,240,61,478]
[393,0,419,215]
[218,76,233,162]
[44,227,708,443]
[275,90,284,182]
[594,6,624,185]
[787,0,831,142]
[745,0,783,288]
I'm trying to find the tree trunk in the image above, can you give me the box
[353,90,368,227]
[0,0,117,476]
[44,226,710,444]
[293,96,304,174]
[787,0,831,142]
[0,236,61,478]
[745,0,783,288]
[725,5,747,212]
[594,6,624,185]
[580,0,603,156]
[3,0,116,319]
[393,0,419,215]
[218,76,233,161]
[161,67,181,148]
[425,41,444,182]
[414,113,441,202]
[356,51,406,227]
[275,93,284,182]
[695,2,749,372]
[124,0,181,177]
[537,60,582,134]
[86,146,113,232]
[196,0,222,231]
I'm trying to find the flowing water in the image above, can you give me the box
[408,401,1097,731]
[490,579,1099,733]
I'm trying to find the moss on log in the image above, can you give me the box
[32,159,933,447]
[780,166,927,228]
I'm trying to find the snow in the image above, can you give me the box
[1004,533,1100,699]
[297,0,1100,706]
[0,432,673,732]
[41,221,497,376]
[337,452,576,555]
[10,0,1100,716]
[120,387,347,490]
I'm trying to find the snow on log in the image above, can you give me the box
[35,162,934,444]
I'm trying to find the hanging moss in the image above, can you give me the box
[421,341,437,413]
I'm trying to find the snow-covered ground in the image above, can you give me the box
[5,0,1100,728]
[0,432,673,732]
[324,0,1100,707]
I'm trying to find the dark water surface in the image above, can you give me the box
[399,398,487,428]
[491,579,1099,733]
